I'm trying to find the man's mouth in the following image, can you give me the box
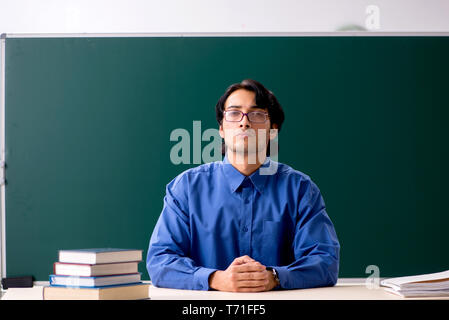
[235,131,255,138]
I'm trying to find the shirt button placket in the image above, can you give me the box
[240,187,252,256]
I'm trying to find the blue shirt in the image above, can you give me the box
[146,156,340,290]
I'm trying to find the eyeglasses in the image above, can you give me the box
[223,110,269,123]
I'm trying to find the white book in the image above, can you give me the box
[381,270,449,291]
[58,248,142,264]
[44,283,150,300]
[54,261,139,277]
[384,287,449,298]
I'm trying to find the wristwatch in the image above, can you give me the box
[266,267,280,287]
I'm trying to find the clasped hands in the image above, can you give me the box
[208,255,278,292]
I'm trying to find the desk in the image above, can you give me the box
[1,279,448,300]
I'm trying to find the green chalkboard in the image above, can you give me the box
[4,36,449,281]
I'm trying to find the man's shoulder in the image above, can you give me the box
[274,161,313,182]
[272,160,321,193]
[168,161,222,189]
[179,160,222,177]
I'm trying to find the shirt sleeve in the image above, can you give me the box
[146,175,217,290]
[272,179,340,290]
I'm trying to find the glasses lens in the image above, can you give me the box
[225,111,242,121]
[248,112,267,123]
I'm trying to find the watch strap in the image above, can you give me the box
[266,267,280,287]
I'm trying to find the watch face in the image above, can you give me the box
[271,269,279,282]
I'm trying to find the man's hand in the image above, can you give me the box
[208,255,278,292]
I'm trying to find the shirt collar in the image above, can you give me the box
[222,154,272,194]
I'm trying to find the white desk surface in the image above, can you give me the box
[1,279,448,300]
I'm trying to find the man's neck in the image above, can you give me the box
[226,151,267,176]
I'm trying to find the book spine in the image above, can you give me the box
[49,282,143,289]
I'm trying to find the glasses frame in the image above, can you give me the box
[223,110,269,123]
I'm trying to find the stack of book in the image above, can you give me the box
[381,269,449,298]
[43,248,149,300]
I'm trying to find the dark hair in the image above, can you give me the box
[215,79,285,130]
[215,79,285,156]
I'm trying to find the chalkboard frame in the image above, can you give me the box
[1,32,448,283]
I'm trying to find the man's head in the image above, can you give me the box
[215,79,285,157]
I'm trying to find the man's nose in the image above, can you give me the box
[240,113,251,128]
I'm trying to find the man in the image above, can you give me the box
[147,79,340,292]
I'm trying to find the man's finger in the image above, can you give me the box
[235,285,267,293]
[236,279,269,288]
[232,262,266,273]
[234,271,268,281]
[231,255,255,265]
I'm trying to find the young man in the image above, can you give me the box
[147,79,340,292]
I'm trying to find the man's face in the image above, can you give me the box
[219,89,277,160]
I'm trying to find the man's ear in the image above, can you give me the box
[219,124,224,139]
[269,123,279,140]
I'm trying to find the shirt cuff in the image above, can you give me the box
[269,265,303,290]
[193,267,218,291]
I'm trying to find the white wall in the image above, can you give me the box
[0,0,448,34]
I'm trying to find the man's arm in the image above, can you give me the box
[272,180,340,290]
[146,179,217,290]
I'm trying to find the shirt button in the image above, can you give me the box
[242,226,248,232]
[244,198,250,204]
